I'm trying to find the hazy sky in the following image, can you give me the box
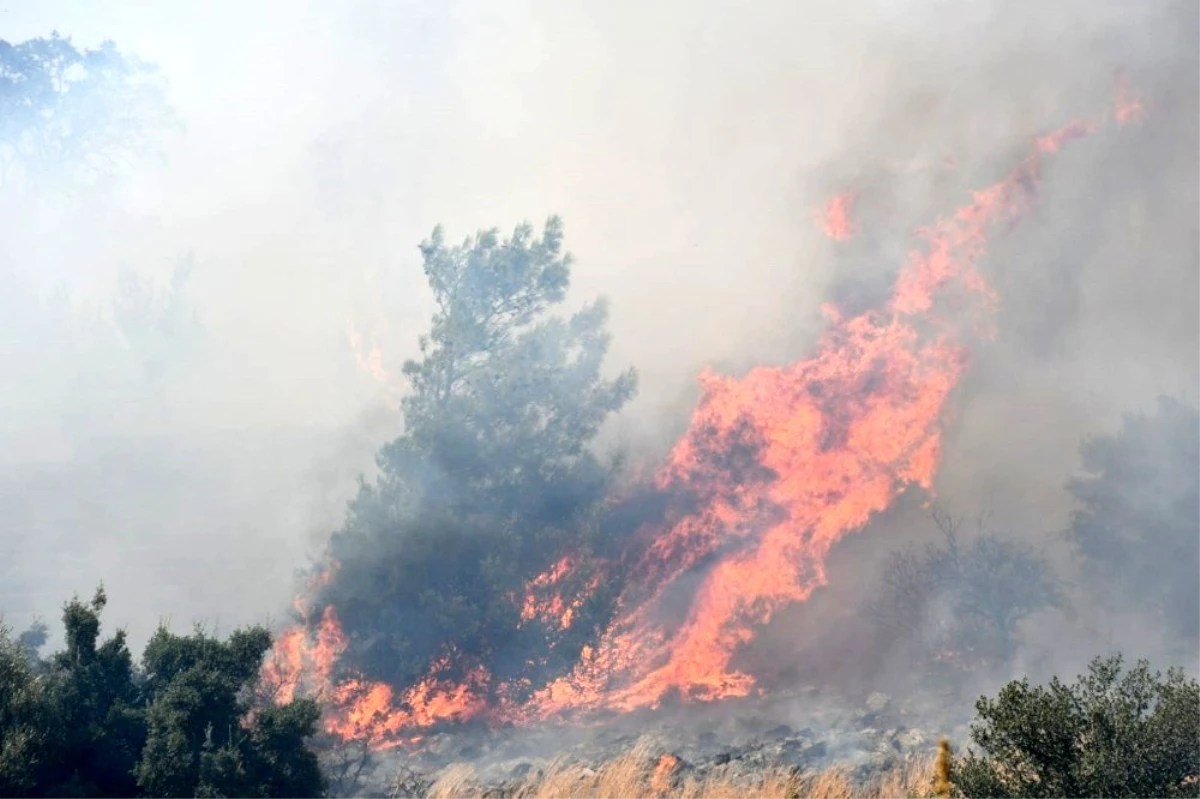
[3,0,881,644]
[4,0,924,432]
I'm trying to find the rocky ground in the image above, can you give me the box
[341,686,974,797]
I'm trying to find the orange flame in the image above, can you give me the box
[817,192,856,241]
[264,578,494,745]
[520,556,604,632]
[1112,68,1144,126]
[518,117,1100,719]
[265,90,1137,747]
[652,753,684,794]
[326,654,492,747]
[347,318,406,407]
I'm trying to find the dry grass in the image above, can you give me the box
[419,737,946,798]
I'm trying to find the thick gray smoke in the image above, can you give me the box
[1,0,1195,701]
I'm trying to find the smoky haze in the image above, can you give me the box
[1,0,1195,690]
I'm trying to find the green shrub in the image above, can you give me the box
[953,654,1200,798]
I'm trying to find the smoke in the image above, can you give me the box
[1,0,1195,743]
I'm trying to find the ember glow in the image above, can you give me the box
[265,90,1138,748]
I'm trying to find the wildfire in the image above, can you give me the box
[265,86,1140,748]
[817,192,856,241]
[652,753,685,794]
[325,656,492,747]
[1112,68,1145,126]
[347,318,406,406]
[520,556,604,632]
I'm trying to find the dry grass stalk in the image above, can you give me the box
[417,738,944,798]
[426,763,480,799]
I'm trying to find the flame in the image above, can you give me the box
[1112,68,1144,127]
[326,654,492,747]
[817,192,856,241]
[520,556,604,632]
[265,90,1137,747]
[519,117,1099,719]
[652,753,684,794]
[265,577,494,745]
[347,318,406,406]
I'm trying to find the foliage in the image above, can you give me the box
[0,588,325,798]
[1065,396,1200,643]
[952,654,1200,798]
[869,510,1063,672]
[0,621,45,796]
[324,217,637,690]
[0,32,177,191]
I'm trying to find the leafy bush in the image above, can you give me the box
[953,654,1200,798]
[0,587,325,798]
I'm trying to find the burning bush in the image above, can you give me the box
[265,97,1141,748]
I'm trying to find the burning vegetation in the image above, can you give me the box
[261,84,1161,754]
[2,4,1198,797]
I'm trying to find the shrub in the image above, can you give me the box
[952,654,1200,798]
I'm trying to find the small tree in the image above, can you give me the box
[953,654,1200,798]
[324,217,637,690]
[870,510,1062,672]
[387,216,636,519]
